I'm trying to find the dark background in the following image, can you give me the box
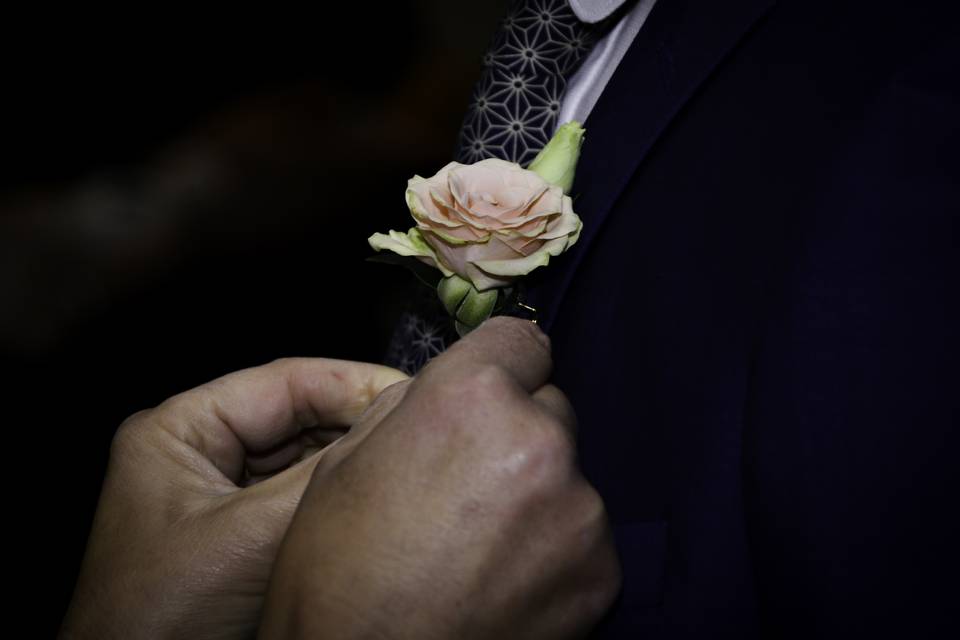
[1,3,508,634]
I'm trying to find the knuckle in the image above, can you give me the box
[532,410,576,460]
[534,421,575,463]
[467,363,515,399]
[109,409,153,455]
[115,408,151,434]
[508,422,575,489]
[537,390,578,440]
[548,384,577,420]
[578,483,611,530]
[108,428,131,457]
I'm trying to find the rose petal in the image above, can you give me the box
[497,231,546,256]
[422,230,524,291]
[537,202,581,241]
[474,226,581,278]
[406,181,465,230]
[448,159,551,225]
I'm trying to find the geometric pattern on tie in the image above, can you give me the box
[456,0,606,166]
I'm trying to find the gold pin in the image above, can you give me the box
[516,301,539,324]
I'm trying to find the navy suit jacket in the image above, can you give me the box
[525,0,959,636]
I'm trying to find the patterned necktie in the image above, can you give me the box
[385,0,610,375]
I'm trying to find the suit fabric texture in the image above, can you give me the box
[521,0,960,636]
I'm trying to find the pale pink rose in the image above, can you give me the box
[395,158,581,291]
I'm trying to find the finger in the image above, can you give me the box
[531,384,578,441]
[233,450,325,537]
[419,316,552,393]
[153,358,408,484]
[245,439,306,477]
[246,426,351,480]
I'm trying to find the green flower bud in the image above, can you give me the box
[526,121,585,195]
[456,286,498,333]
[437,275,498,337]
[437,274,472,316]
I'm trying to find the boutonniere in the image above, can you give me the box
[369,121,585,336]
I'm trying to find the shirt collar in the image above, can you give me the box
[568,0,629,23]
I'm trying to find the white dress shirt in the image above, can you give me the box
[558,0,658,130]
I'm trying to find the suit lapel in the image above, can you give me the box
[526,0,778,332]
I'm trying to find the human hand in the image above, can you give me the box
[259,317,621,640]
[59,358,407,640]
